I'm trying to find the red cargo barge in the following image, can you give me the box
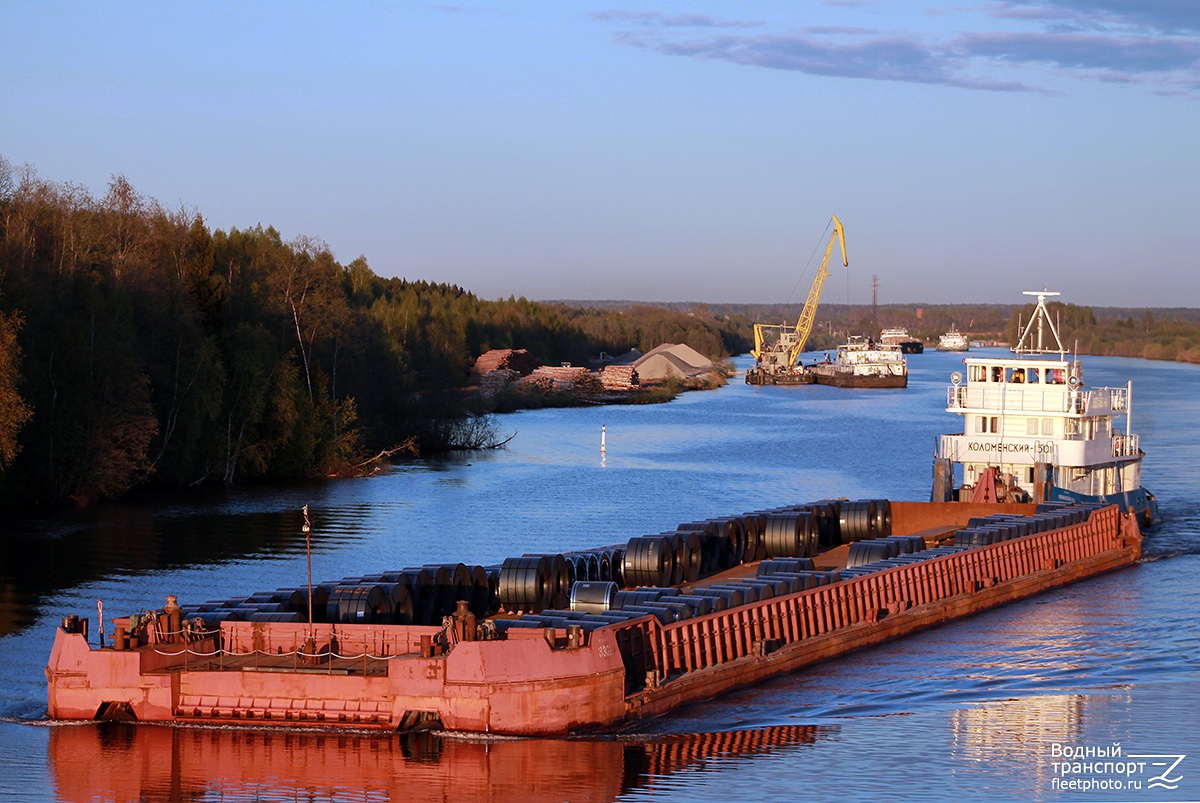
[46,500,1142,735]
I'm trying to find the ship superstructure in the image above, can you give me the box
[934,290,1156,525]
[938,326,969,352]
[811,336,908,388]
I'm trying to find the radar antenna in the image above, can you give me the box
[1014,289,1066,358]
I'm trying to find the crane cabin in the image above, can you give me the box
[934,290,1157,526]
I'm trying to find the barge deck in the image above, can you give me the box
[47,500,1141,735]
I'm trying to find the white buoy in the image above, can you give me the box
[601,424,606,454]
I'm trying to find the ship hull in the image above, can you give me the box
[812,370,907,388]
[47,503,1139,736]
[745,368,815,385]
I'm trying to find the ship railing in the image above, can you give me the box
[1112,433,1139,457]
[947,386,1104,415]
[612,506,1126,696]
[1092,387,1128,413]
[151,621,442,674]
[948,385,1129,416]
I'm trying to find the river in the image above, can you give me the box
[2,349,1198,802]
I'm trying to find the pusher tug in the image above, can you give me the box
[933,289,1157,527]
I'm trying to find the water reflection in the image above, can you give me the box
[48,722,832,803]
[0,499,376,637]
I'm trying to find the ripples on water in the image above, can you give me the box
[1,351,1198,802]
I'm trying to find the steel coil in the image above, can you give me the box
[740,513,765,563]
[846,540,892,568]
[687,586,745,609]
[498,555,553,612]
[327,585,389,624]
[762,512,818,558]
[622,536,672,588]
[570,581,618,613]
[838,500,878,543]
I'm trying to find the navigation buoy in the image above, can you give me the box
[601,424,606,455]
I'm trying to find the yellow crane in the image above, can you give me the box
[748,215,847,385]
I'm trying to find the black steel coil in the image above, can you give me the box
[871,499,893,537]
[711,583,759,604]
[246,611,304,623]
[802,499,842,547]
[622,536,672,588]
[326,585,389,624]
[884,535,926,554]
[730,578,779,600]
[675,530,703,583]
[597,550,613,582]
[683,590,728,612]
[687,586,746,609]
[609,548,626,587]
[838,500,878,543]
[674,595,713,617]
[522,554,570,608]
[613,588,667,609]
[667,533,684,586]
[762,512,818,558]
[498,555,553,612]
[379,582,415,624]
[616,605,674,624]
[678,521,722,574]
[757,557,816,576]
[846,540,892,568]
[705,518,745,567]
[740,513,765,563]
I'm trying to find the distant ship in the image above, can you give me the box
[938,326,970,352]
[811,336,908,388]
[879,327,924,354]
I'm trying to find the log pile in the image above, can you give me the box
[528,366,605,395]
[601,364,639,390]
[515,374,554,395]
[479,369,520,396]
[470,349,541,384]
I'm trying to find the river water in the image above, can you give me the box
[2,350,1198,802]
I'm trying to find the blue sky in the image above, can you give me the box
[2,2,1197,306]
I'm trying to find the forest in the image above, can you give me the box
[0,159,747,506]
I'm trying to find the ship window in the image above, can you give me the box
[1026,418,1038,435]
[1042,418,1054,435]
[991,366,1003,383]
[1028,467,1036,483]
[1065,419,1081,436]
[969,365,987,383]
[1008,368,1025,383]
[975,416,987,433]
[1028,368,1040,384]
[1047,369,1065,385]
[989,416,999,433]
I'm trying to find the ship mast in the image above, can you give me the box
[1014,289,1066,358]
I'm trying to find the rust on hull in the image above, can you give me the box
[46,503,1141,736]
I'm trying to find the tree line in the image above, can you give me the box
[1004,302,1200,364]
[0,159,748,506]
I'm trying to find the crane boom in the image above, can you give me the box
[748,216,848,381]
[789,215,846,364]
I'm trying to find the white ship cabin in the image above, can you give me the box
[937,291,1143,501]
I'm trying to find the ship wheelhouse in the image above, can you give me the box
[934,290,1145,506]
